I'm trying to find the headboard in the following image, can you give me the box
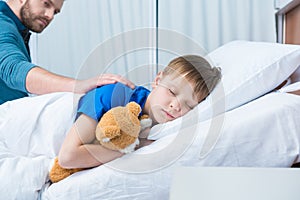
[276,0,300,44]
[276,0,300,168]
[276,0,300,84]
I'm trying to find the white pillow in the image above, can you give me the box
[149,40,300,140]
[200,40,300,118]
[290,65,300,83]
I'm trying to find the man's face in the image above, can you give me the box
[20,0,64,33]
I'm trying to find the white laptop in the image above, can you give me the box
[170,167,300,200]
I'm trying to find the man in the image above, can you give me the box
[0,0,134,104]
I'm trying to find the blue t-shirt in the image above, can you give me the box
[77,83,150,121]
[0,1,35,104]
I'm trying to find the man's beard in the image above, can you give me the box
[20,1,49,33]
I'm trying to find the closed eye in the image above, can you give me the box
[183,102,193,110]
[168,89,175,96]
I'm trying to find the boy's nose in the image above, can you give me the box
[170,99,181,112]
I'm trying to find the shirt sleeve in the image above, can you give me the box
[77,84,116,121]
[77,83,144,121]
[0,31,35,93]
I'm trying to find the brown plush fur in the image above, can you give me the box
[49,102,142,183]
[49,157,83,183]
[96,102,141,150]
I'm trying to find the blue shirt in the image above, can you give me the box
[0,1,36,104]
[77,83,150,121]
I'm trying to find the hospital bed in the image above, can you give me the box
[1,1,300,199]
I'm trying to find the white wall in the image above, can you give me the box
[30,0,278,85]
[274,0,294,9]
[157,0,277,69]
[31,0,156,87]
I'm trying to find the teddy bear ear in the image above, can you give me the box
[126,102,141,116]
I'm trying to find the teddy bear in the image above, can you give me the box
[49,102,152,183]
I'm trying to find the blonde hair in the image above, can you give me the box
[162,55,221,102]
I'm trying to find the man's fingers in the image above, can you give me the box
[96,74,135,89]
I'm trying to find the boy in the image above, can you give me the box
[58,55,221,169]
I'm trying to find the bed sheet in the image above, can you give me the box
[0,91,299,200]
[41,92,300,200]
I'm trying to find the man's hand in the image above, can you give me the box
[74,74,135,94]
[26,67,135,94]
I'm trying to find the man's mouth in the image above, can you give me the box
[38,18,48,27]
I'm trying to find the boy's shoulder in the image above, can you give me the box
[111,83,149,107]
[88,82,149,107]
[92,82,135,95]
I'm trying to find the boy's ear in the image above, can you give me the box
[152,71,163,89]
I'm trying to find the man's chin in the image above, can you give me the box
[30,24,48,33]
[30,28,44,34]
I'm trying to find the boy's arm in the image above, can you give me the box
[137,138,154,149]
[288,89,300,96]
[58,114,123,169]
[137,128,154,149]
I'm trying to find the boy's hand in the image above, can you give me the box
[136,138,154,149]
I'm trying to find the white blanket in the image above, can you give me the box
[0,92,81,200]
[0,91,299,200]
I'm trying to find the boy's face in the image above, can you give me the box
[20,0,63,33]
[146,73,199,124]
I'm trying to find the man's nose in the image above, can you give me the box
[44,9,54,21]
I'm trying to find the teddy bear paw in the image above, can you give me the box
[140,118,152,130]
[119,138,140,154]
[102,137,110,143]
